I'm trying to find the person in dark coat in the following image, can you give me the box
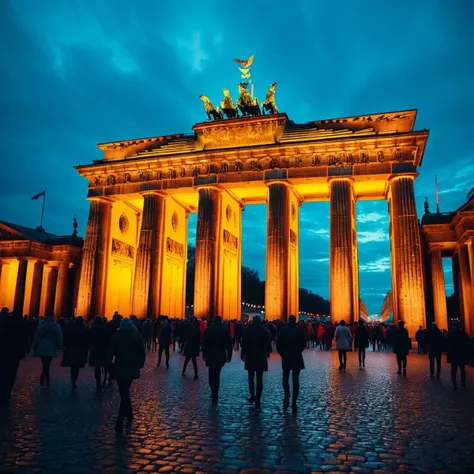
[354,320,370,368]
[141,319,152,352]
[393,320,411,375]
[202,316,233,405]
[0,308,29,401]
[182,317,200,379]
[277,315,306,413]
[415,326,424,354]
[425,322,444,378]
[33,311,63,387]
[89,316,111,392]
[61,317,90,390]
[446,321,471,390]
[108,318,145,433]
[157,316,172,368]
[241,316,271,409]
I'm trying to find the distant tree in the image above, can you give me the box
[241,266,264,305]
[299,288,330,315]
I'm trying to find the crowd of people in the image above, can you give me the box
[0,307,472,432]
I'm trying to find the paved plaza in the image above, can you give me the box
[1,348,474,473]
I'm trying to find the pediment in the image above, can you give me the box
[0,223,27,241]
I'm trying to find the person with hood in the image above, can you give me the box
[241,316,271,409]
[277,315,306,414]
[157,316,172,368]
[354,320,370,368]
[202,316,233,406]
[33,310,63,387]
[108,318,145,433]
[334,320,352,371]
[393,320,411,375]
[89,316,111,392]
[446,320,471,390]
[425,322,444,378]
[182,317,200,379]
[0,308,29,400]
[61,316,90,390]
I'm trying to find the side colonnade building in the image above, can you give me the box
[74,110,431,337]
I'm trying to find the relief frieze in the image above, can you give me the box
[111,238,134,259]
[166,237,185,258]
[223,229,238,250]
[290,229,298,246]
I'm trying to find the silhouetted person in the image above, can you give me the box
[108,318,145,433]
[277,315,306,414]
[89,316,110,392]
[241,316,271,409]
[61,316,90,391]
[157,316,172,368]
[141,319,152,352]
[334,320,352,370]
[447,321,471,390]
[182,317,200,379]
[33,311,62,387]
[425,322,444,378]
[354,320,370,368]
[0,308,29,401]
[202,316,232,405]
[393,320,410,375]
[415,326,424,354]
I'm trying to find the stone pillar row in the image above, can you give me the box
[429,246,448,330]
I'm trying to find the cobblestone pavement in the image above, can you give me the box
[1,348,474,473]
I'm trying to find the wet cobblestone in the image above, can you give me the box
[1,349,474,473]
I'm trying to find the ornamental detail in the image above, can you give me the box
[119,213,129,234]
[123,173,131,183]
[226,205,232,222]
[234,161,244,172]
[106,174,116,186]
[290,229,297,246]
[166,237,184,258]
[223,229,238,249]
[111,238,134,259]
[172,212,179,232]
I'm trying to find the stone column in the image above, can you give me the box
[429,246,448,330]
[54,262,69,318]
[13,260,28,314]
[45,267,58,315]
[265,182,299,321]
[28,261,43,318]
[389,176,426,337]
[329,179,358,324]
[132,193,165,318]
[194,188,220,319]
[458,243,473,335]
[76,198,111,319]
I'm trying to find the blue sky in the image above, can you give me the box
[1,0,473,314]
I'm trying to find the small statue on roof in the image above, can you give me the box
[220,88,238,119]
[237,82,260,117]
[73,215,78,236]
[263,82,278,115]
[199,95,223,121]
[424,197,430,215]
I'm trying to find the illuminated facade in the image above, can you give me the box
[74,108,430,335]
[0,221,82,317]
[421,190,474,334]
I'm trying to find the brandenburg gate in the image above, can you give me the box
[74,78,428,336]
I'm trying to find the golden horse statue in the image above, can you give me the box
[199,94,223,121]
[263,82,278,115]
[220,89,238,119]
[236,82,260,116]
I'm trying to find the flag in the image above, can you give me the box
[32,190,46,200]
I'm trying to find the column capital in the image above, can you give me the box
[195,185,223,193]
[327,176,354,185]
[86,196,114,203]
[388,173,418,185]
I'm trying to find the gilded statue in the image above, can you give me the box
[199,94,223,121]
[263,82,278,115]
[220,88,238,119]
[237,82,260,117]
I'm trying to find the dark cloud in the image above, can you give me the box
[1,0,471,313]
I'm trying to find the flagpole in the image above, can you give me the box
[40,191,46,231]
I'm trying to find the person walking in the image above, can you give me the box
[446,321,471,390]
[202,316,233,406]
[141,319,152,352]
[0,308,29,401]
[317,324,326,350]
[415,326,424,355]
[61,316,90,391]
[241,316,271,409]
[393,320,411,375]
[277,315,306,414]
[354,320,370,368]
[334,320,352,370]
[108,318,146,433]
[182,317,200,379]
[89,316,111,392]
[33,310,63,387]
[425,322,444,378]
[157,316,172,368]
